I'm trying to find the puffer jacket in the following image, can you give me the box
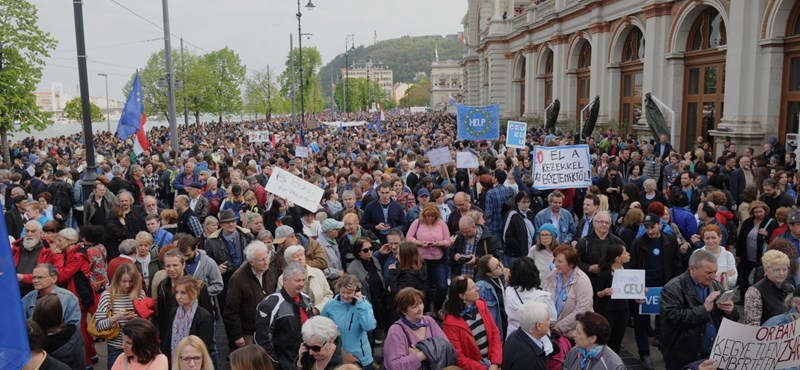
[321,295,378,366]
[442,299,503,370]
[255,289,316,370]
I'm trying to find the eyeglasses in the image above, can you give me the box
[540,233,553,238]
[360,248,372,253]
[180,356,202,364]
[304,342,324,352]
[491,264,504,272]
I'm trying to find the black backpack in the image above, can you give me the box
[51,181,74,212]
[69,247,95,311]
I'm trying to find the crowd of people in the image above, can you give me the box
[7,110,791,370]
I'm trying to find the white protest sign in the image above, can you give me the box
[711,318,800,369]
[295,146,309,158]
[428,147,453,166]
[265,166,324,213]
[610,269,645,299]
[506,120,527,149]
[248,131,271,143]
[456,151,480,169]
[531,144,591,190]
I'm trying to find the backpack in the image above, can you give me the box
[67,247,95,311]
[165,168,179,194]
[51,181,74,212]
[725,218,738,247]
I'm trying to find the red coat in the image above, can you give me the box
[52,245,92,300]
[442,299,503,370]
[12,238,55,285]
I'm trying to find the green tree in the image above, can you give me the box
[204,47,246,123]
[64,97,103,122]
[244,66,291,120]
[280,47,324,113]
[0,0,57,164]
[399,79,430,108]
[333,77,394,113]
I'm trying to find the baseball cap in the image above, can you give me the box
[273,225,295,244]
[643,214,660,227]
[417,188,431,197]
[321,219,344,232]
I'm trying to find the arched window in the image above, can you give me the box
[543,51,553,110]
[688,8,727,52]
[622,28,645,63]
[620,28,644,133]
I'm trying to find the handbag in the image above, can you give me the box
[87,292,120,339]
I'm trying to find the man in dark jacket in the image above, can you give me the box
[451,216,503,278]
[671,172,702,213]
[503,301,553,370]
[204,209,255,314]
[362,183,406,244]
[661,249,738,370]
[629,214,683,370]
[6,195,27,239]
[575,211,624,291]
[255,263,316,370]
[224,240,276,349]
[728,156,752,204]
[760,178,795,219]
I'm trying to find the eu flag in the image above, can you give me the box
[0,216,31,369]
[117,73,144,140]
[457,104,500,141]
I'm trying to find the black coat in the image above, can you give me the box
[161,304,215,360]
[735,217,778,264]
[503,209,536,258]
[5,207,25,239]
[576,232,625,291]
[728,168,747,205]
[661,271,739,369]
[502,328,550,370]
[629,231,682,286]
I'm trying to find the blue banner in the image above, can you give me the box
[0,216,31,368]
[457,104,500,141]
[506,120,527,149]
[639,287,662,315]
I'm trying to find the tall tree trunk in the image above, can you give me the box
[1,125,9,166]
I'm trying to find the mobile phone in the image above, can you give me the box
[458,255,472,264]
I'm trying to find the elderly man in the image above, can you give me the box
[142,195,163,217]
[447,191,483,235]
[13,220,55,297]
[503,301,553,370]
[186,182,210,221]
[118,191,146,234]
[661,250,738,370]
[21,263,81,326]
[728,155,753,204]
[642,144,661,182]
[204,209,255,313]
[106,239,141,286]
[452,215,503,278]
[173,159,198,196]
[318,219,345,286]
[224,241,277,349]
[533,191,576,244]
[175,194,204,238]
[255,263,317,370]
[575,211,624,291]
[273,225,328,271]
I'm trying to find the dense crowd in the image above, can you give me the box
[7,110,795,370]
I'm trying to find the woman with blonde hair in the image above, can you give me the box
[171,335,213,370]
[745,250,793,325]
[94,263,146,369]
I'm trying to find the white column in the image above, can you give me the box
[508,0,514,19]
[641,9,673,141]
[492,0,502,20]
[551,41,569,120]
[590,28,611,125]
[525,48,538,117]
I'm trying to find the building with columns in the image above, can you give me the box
[431,60,463,112]
[461,0,800,153]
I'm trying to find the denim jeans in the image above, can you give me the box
[425,258,448,311]
[107,345,123,370]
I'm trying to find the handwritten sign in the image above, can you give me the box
[456,151,480,169]
[248,131,271,143]
[711,318,800,369]
[531,144,591,190]
[265,166,323,213]
[611,269,646,299]
[428,147,453,166]
[639,287,662,315]
[506,121,527,149]
[295,146,309,158]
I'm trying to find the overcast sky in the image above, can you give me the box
[31,0,467,101]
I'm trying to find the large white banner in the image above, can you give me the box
[428,147,452,167]
[321,121,367,127]
[711,318,800,369]
[531,144,591,190]
[248,131,271,143]
[456,151,480,169]
[265,167,323,213]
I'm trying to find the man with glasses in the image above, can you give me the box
[20,263,81,326]
[447,192,483,235]
[13,220,55,297]
[729,155,753,204]
[575,212,624,291]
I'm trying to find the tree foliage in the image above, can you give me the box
[333,77,391,113]
[243,67,291,120]
[0,0,57,163]
[204,47,246,123]
[280,47,324,113]
[64,97,103,122]
[399,79,431,108]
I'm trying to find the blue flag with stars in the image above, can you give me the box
[116,73,144,140]
[457,104,500,141]
[0,216,31,369]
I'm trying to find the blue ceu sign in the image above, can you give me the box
[506,121,527,149]
[639,287,662,315]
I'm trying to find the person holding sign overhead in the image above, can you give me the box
[661,250,738,370]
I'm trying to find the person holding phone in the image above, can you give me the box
[321,274,377,368]
[406,203,451,312]
[94,263,146,369]
[296,316,344,370]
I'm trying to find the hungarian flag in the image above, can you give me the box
[116,73,150,160]
[376,100,384,134]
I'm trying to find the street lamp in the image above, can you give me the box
[344,33,354,114]
[296,0,315,133]
[97,73,110,133]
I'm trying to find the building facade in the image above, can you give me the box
[341,58,395,101]
[430,60,463,112]
[462,0,800,153]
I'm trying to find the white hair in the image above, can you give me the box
[518,301,551,334]
[283,245,305,262]
[301,316,339,344]
[244,241,269,261]
[643,179,657,190]
[282,263,306,280]
[118,239,138,255]
[57,228,79,242]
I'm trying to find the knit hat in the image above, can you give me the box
[538,223,558,239]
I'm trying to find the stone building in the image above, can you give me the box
[431,60,463,112]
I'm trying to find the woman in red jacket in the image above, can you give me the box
[442,275,503,370]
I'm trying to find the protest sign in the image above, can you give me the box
[611,269,645,299]
[531,144,591,189]
[265,166,324,213]
[248,131,271,143]
[295,146,309,158]
[711,318,800,369]
[506,121,527,149]
[457,104,500,141]
[428,147,452,166]
[638,287,662,315]
[456,151,480,169]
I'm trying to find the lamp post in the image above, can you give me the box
[97,73,110,133]
[344,33,354,114]
[296,0,315,132]
[161,0,179,150]
[72,0,97,204]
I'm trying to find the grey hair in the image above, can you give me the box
[643,144,654,152]
[111,165,123,176]
[594,211,612,222]
[518,301,551,334]
[689,249,717,268]
[35,263,59,277]
[301,316,340,344]
[643,179,657,190]
[57,228,79,242]
[257,230,273,241]
[117,191,133,202]
[282,263,306,280]
[143,195,157,204]
[119,239,138,255]
[203,216,218,229]
[547,191,564,202]
[342,190,355,199]
[244,241,270,261]
[284,245,305,262]
[25,220,42,232]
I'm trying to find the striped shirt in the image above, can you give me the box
[466,311,489,359]
[94,289,146,349]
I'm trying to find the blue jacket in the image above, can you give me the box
[476,279,505,338]
[321,295,378,366]
[670,207,698,242]
[533,207,576,244]
[152,228,174,249]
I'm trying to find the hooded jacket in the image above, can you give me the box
[321,295,378,366]
[45,324,86,370]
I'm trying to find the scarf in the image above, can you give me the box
[578,345,603,369]
[347,226,363,244]
[460,304,478,321]
[171,301,198,355]
[401,316,430,330]
[326,200,343,216]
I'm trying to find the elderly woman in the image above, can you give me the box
[321,274,377,368]
[745,250,794,325]
[442,275,503,370]
[527,223,558,284]
[202,216,218,239]
[406,203,451,311]
[111,318,168,370]
[542,245,594,340]
[562,312,626,370]
[242,213,264,235]
[383,288,448,370]
[504,257,556,338]
[296,316,344,370]
[278,245,333,314]
[697,225,737,289]
[640,179,666,210]
[171,335,214,370]
[162,276,215,364]
[736,200,778,301]
[134,231,161,289]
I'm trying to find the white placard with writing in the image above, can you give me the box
[611,269,646,299]
[531,144,591,190]
[711,318,800,369]
[456,152,480,169]
[265,166,323,213]
[248,131,271,143]
[295,146,309,158]
[428,147,453,166]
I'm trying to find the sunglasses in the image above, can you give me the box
[303,342,324,352]
[360,248,372,253]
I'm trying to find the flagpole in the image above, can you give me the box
[161,0,179,150]
[73,0,97,200]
